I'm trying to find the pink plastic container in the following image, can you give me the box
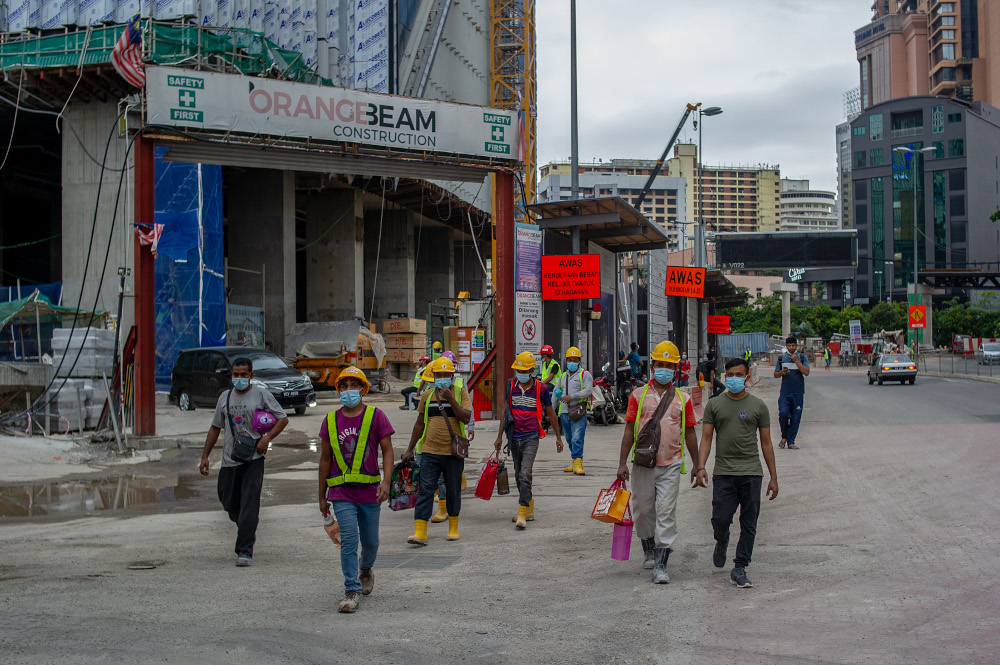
[611,519,634,561]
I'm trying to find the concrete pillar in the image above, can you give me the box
[364,208,414,321]
[771,283,798,340]
[304,189,364,321]
[228,169,296,354]
[414,226,454,320]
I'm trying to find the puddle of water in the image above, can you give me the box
[0,474,203,519]
[270,433,320,453]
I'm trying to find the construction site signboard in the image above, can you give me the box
[541,254,601,300]
[706,315,731,334]
[515,291,541,355]
[908,305,926,329]
[665,266,706,298]
[145,66,520,161]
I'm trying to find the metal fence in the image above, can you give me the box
[918,352,999,379]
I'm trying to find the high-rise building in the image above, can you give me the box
[855,0,1000,109]
[779,179,839,232]
[836,121,856,228]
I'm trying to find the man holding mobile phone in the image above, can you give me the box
[772,336,810,450]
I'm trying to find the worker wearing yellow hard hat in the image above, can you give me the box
[432,341,443,361]
[402,355,472,545]
[616,340,699,585]
[557,346,594,476]
[493,351,564,529]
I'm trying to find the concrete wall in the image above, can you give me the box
[304,188,364,321]
[364,208,414,320]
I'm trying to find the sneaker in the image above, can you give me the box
[359,567,374,596]
[338,592,360,613]
[713,537,729,568]
[236,554,252,567]
[730,566,752,588]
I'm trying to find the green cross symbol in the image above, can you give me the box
[179,90,197,108]
[491,125,504,142]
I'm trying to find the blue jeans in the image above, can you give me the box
[415,453,464,520]
[331,500,381,594]
[777,393,804,445]
[559,412,588,459]
[418,452,447,500]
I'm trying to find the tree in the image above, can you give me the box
[866,301,906,332]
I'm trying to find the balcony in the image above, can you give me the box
[891,126,924,138]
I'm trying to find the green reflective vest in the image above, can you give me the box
[558,369,589,416]
[415,388,467,454]
[631,383,687,473]
[744,349,752,361]
[326,406,381,487]
[541,359,562,383]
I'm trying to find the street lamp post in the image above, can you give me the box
[893,145,934,360]
[696,106,723,269]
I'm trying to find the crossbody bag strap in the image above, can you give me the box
[435,389,459,439]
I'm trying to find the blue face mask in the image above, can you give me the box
[339,389,362,408]
[726,376,746,394]
[232,377,250,391]
[515,371,531,384]
[434,377,453,389]
[566,362,579,373]
[653,368,674,385]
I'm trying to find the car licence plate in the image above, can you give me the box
[283,391,296,397]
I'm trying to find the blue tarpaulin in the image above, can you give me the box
[153,148,225,390]
[0,281,62,305]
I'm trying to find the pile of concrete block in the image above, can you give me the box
[50,328,115,379]
[41,378,101,433]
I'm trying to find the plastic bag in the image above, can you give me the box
[389,458,420,511]
[591,479,631,524]
[475,454,499,500]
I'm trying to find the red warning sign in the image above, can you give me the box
[541,254,601,300]
[707,315,731,334]
[908,305,926,329]
[665,266,706,298]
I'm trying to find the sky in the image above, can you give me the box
[535,0,874,194]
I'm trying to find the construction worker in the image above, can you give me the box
[744,346,752,363]
[402,357,471,545]
[538,344,562,390]
[400,355,431,411]
[412,362,451,523]
[823,345,832,370]
[318,367,395,613]
[617,341,699,584]
[432,341,443,361]
[558,346,593,476]
[493,352,564,529]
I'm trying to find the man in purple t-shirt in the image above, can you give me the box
[319,367,394,614]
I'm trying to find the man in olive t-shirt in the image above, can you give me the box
[693,358,778,589]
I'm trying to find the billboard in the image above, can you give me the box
[715,231,858,270]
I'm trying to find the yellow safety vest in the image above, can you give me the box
[415,389,467,454]
[631,383,687,473]
[325,406,381,487]
[744,349,752,361]
[541,359,562,383]
[558,369,589,416]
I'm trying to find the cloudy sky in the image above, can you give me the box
[535,0,873,193]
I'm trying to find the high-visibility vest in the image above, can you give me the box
[325,406,381,487]
[744,349,752,361]
[509,378,546,439]
[558,369,591,416]
[415,388,468,454]
[631,383,687,473]
[411,374,424,389]
[540,359,562,383]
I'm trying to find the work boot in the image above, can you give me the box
[730,566,753,588]
[338,592,360,613]
[641,539,656,570]
[652,548,671,584]
[446,516,460,541]
[359,568,374,595]
[461,473,467,491]
[563,459,575,472]
[407,519,428,546]
[430,499,448,523]
[713,534,729,568]
[515,505,528,529]
[573,458,586,475]
[512,499,535,522]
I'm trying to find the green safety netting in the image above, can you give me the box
[0,21,326,85]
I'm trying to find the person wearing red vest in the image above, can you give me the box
[319,367,395,613]
[493,352,564,529]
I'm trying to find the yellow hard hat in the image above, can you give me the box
[335,366,370,395]
[650,341,680,364]
[511,351,537,371]
[565,346,582,359]
[420,365,436,382]
[431,357,456,374]
[433,341,443,351]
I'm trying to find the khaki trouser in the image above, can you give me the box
[631,460,681,550]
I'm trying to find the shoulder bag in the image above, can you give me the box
[226,389,258,464]
[565,372,588,422]
[436,389,470,459]
[632,386,675,468]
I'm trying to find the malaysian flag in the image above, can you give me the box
[111,14,145,88]
[136,223,164,258]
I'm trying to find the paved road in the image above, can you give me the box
[1,373,998,664]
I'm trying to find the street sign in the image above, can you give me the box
[665,266,706,298]
[909,305,926,329]
[541,254,601,300]
[706,315,730,334]
[849,319,863,343]
[515,291,542,355]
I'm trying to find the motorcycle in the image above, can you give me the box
[589,362,619,425]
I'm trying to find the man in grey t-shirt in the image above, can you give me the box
[200,357,288,566]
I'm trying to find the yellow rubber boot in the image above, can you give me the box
[430,499,448,523]
[515,505,527,530]
[563,459,575,472]
[573,458,586,476]
[460,472,467,491]
[525,499,535,521]
[446,516,460,541]
[407,519,428,546]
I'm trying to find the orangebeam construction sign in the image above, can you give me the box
[665,266,706,298]
[541,254,601,300]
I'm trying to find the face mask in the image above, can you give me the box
[726,376,746,393]
[434,377,453,389]
[785,347,795,356]
[339,389,362,408]
[232,377,250,391]
[681,355,687,360]
[566,362,579,373]
[653,368,674,385]
[515,371,531,384]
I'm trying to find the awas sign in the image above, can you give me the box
[665,266,706,298]
[541,254,601,300]
[706,315,731,334]
[908,305,926,329]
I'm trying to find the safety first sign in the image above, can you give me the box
[908,305,926,329]
[665,266,706,298]
[541,254,601,300]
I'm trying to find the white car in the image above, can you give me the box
[976,342,1000,365]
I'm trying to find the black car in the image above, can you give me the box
[169,346,316,415]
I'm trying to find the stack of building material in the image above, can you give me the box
[382,318,426,380]
[50,328,115,379]
[41,378,95,433]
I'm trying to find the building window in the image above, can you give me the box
[860,58,869,109]
[891,110,923,138]
[853,126,866,136]
[948,112,962,122]
[949,139,964,157]
[870,114,883,141]
[854,151,867,168]
[961,0,979,58]
[937,3,954,13]
[872,177,885,298]
[933,141,945,158]
[952,246,966,268]
[950,195,965,216]
[870,148,884,166]
[931,106,944,133]
[949,169,965,190]
[933,172,947,266]
[941,16,955,26]
[940,29,956,40]
[939,43,955,61]
[951,221,966,243]
[855,180,868,200]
